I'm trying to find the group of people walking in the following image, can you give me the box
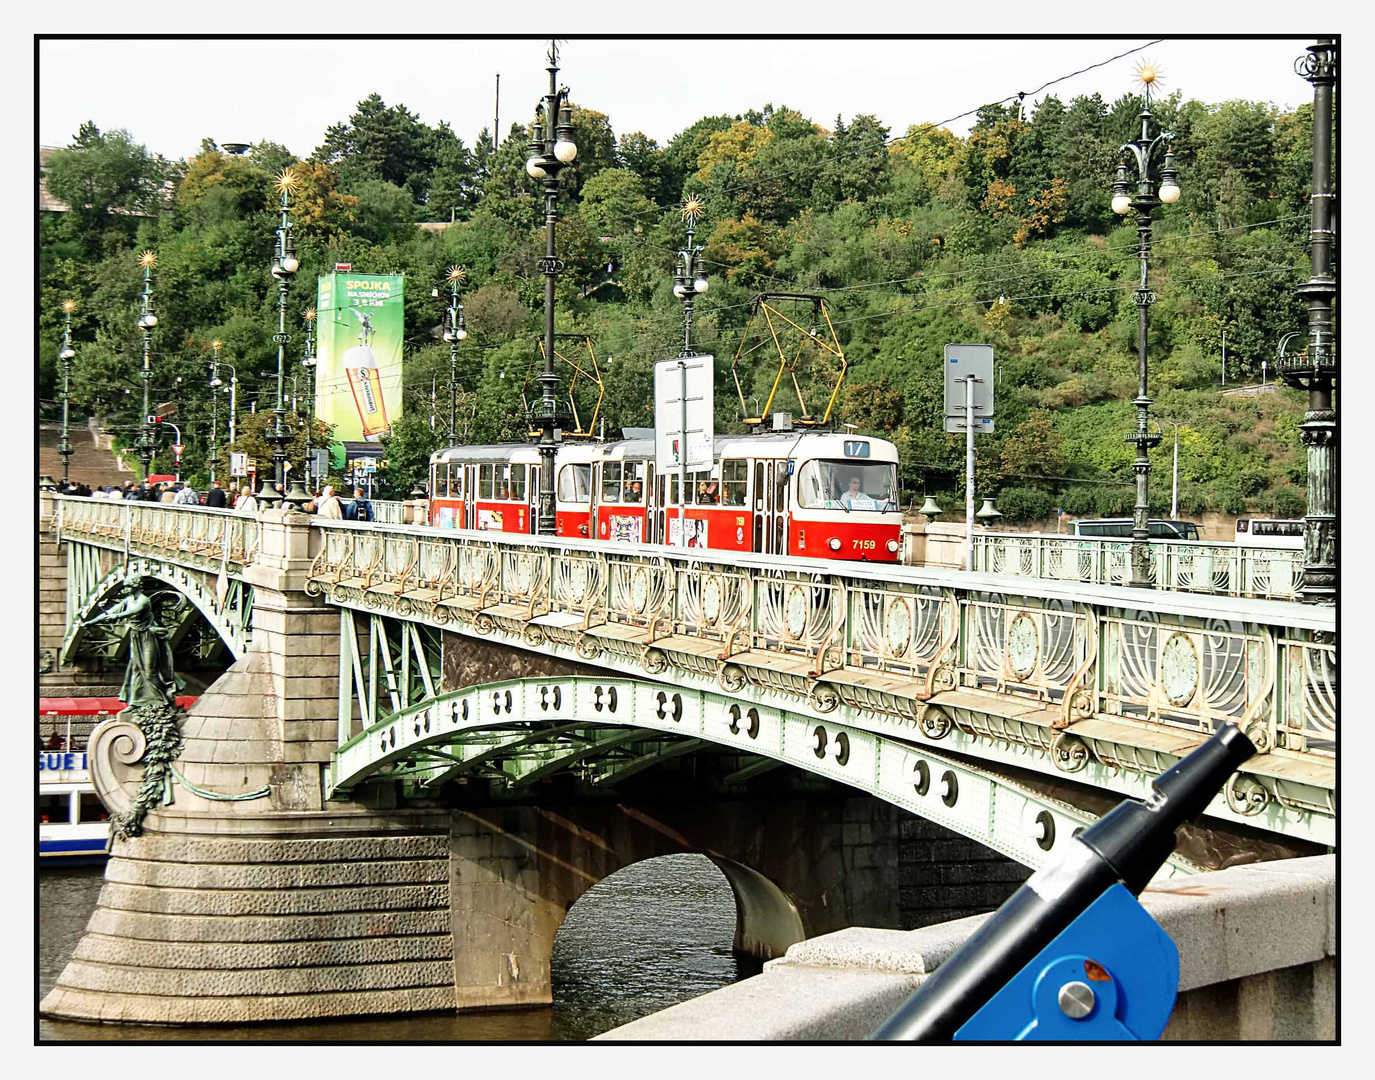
[58,477,374,520]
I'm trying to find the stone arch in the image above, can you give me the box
[60,557,249,667]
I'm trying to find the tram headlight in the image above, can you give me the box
[887,539,900,554]
[828,538,841,551]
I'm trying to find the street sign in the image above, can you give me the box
[230,452,247,478]
[335,263,352,271]
[943,344,995,420]
[171,443,185,458]
[653,355,714,473]
[944,416,996,434]
[363,458,377,473]
[310,448,329,480]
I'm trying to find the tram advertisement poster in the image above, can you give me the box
[654,355,714,473]
[668,517,707,548]
[316,272,405,445]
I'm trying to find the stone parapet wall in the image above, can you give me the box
[599,854,1337,1041]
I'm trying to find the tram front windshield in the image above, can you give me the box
[797,460,897,511]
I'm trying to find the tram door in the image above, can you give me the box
[655,475,666,546]
[756,460,788,554]
[588,463,601,539]
[644,463,657,544]
[528,466,538,535]
[462,465,476,529]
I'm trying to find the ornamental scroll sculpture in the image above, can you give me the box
[81,570,186,839]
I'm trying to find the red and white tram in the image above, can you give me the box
[429,431,901,563]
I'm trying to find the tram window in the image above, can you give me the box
[721,460,748,506]
[776,464,789,508]
[623,462,645,504]
[38,794,67,825]
[79,793,108,823]
[797,460,896,510]
[479,464,494,500]
[754,463,765,512]
[602,461,623,503]
[669,475,679,506]
[450,468,463,498]
[509,464,526,501]
[432,465,448,499]
[558,464,591,504]
[695,471,720,505]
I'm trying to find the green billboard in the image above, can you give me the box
[315,272,404,446]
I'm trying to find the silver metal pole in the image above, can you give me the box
[1221,329,1227,386]
[965,373,975,571]
[679,360,688,548]
[1171,427,1178,520]
[230,378,238,445]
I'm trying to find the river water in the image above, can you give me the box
[39,854,761,1042]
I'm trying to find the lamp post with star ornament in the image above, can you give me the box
[524,40,579,535]
[440,266,470,446]
[1110,59,1181,588]
[674,196,710,356]
[260,168,303,508]
[57,299,78,486]
[134,250,160,480]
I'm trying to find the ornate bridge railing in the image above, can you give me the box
[307,520,1336,777]
[54,496,261,574]
[970,532,1304,601]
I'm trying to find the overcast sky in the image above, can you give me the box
[38,37,1315,162]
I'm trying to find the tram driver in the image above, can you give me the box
[840,475,878,510]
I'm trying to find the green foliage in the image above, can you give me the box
[379,411,443,498]
[39,83,1321,522]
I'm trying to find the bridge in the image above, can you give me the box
[39,492,1336,1028]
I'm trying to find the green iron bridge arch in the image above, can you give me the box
[329,673,1207,881]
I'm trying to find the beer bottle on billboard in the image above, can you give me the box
[344,308,391,441]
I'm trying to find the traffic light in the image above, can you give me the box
[147,414,163,426]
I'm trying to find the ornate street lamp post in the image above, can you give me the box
[134,251,159,480]
[1278,39,1337,604]
[208,339,223,486]
[1111,61,1181,587]
[525,40,578,535]
[674,196,709,356]
[261,168,302,508]
[301,308,317,490]
[440,266,470,446]
[57,299,77,486]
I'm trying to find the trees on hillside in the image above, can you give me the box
[39,83,1318,518]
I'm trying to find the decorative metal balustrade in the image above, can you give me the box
[54,496,261,572]
[307,521,1335,772]
[369,499,411,525]
[43,497,1335,842]
[970,532,1304,601]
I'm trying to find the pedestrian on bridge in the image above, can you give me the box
[205,480,227,509]
[235,485,258,515]
[315,486,344,519]
[174,483,200,506]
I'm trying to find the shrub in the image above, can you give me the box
[994,485,1055,521]
[1271,485,1306,518]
